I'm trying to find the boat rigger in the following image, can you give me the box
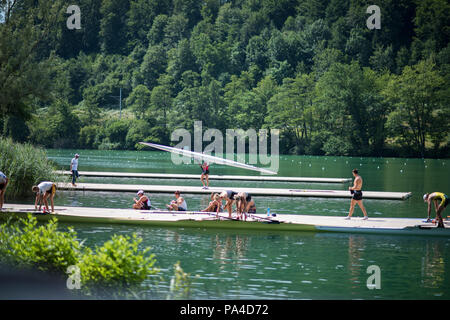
[0,204,447,237]
[55,182,412,200]
[55,170,352,184]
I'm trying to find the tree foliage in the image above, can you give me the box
[0,0,448,157]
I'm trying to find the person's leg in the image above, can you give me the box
[226,200,233,218]
[357,200,368,219]
[50,194,55,212]
[205,174,209,188]
[43,193,50,212]
[346,199,356,219]
[0,189,4,209]
[201,174,205,187]
[72,170,76,185]
[436,206,445,228]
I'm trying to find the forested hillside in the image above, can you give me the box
[1,0,449,157]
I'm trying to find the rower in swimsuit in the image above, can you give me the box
[345,169,368,220]
[219,190,237,218]
[423,192,448,228]
[200,161,210,189]
[166,191,187,211]
[235,192,255,221]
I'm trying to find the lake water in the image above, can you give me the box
[30,149,450,299]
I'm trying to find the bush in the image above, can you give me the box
[0,137,59,198]
[78,234,159,296]
[0,216,81,273]
[0,215,163,298]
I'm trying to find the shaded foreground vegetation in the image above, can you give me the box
[0,215,194,299]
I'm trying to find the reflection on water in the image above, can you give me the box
[421,241,446,293]
[348,235,366,292]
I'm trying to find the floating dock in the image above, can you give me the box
[55,170,352,184]
[56,182,412,200]
[1,204,448,237]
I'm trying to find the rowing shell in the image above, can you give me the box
[139,142,277,175]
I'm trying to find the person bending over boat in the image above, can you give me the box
[133,190,151,210]
[200,161,210,189]
[423,192,448,228]
[166,191,187,211]
[345,169,368,220]
[219,190,237,218]
[202,193,222,213]
[32,181,56,213]
[235,192,254,221]
[0,171,8,209]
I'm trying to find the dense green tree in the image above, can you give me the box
[125,85,151,120]
[383,59,448,157]
[1,0,448,157]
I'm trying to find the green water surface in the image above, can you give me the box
[30,150,450,299]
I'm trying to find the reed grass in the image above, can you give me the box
[0,137,60,198]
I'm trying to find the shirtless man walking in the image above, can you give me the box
[345,169,368,220]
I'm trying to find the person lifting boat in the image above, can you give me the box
[166,190,187,211]
[423,192,448,228]
[200,161,210,189]
[219,190,238,219]
[133,190,151,210]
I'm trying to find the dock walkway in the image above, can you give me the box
[55,170,352,184]
[56,182,412,200]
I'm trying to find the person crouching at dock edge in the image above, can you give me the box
[166,191,187,211]
[423,192,448,228]
[133,190,151,210]
[32,181,56,213]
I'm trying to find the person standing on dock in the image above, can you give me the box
[200,161,210,189]
[32,181,56,213]
[70,153,80,187]
[423,192,448,228]
[133,190,151,210]
[0,171,8,209]
[166,191,188,211]
[345,169,368,220]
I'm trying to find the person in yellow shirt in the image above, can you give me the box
[423,192,448,228]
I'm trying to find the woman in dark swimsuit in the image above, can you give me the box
[200,161,210,189]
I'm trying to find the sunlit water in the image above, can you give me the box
[16,149,450,299]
